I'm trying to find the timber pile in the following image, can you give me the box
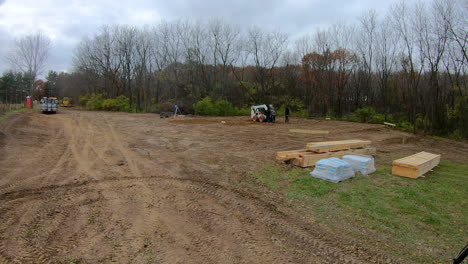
[276,139,375,168]
[392,151,441,178]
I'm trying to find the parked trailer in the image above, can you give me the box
[40,97,58,114]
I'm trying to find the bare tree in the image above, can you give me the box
[374,14,399,118]
[329,24,358,116]
[391,0,424,130]
[356,10,377,106]
[294,34,314,65]
[248,26,288,102]
[210,19,240,97]
[439,0,468,66]
[5,32,51,94]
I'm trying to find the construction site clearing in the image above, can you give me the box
[0,110,467,264]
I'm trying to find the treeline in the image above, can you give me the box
[0,70,69,105]
[51,0,468,138]
[0,71,33,105]
[0,71,34,114]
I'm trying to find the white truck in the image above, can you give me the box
[40,97,58,114]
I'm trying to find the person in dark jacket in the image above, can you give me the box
[285,107,290,123]
[266,105,271,122]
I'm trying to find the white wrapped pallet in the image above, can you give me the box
[310,157,355,183]
[342,155,376,175]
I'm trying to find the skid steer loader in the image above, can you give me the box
[251,105,276,122]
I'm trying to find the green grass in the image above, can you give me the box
[0,107,27,125]
[249,161,468,263]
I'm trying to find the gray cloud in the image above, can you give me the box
[0,0,408,78]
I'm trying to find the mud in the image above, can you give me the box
[0,110,466,264]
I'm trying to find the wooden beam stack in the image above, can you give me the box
[392,151,441,178]
[276,139,375,168]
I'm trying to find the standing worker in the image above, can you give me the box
[266,105,271,122]
[285,107,290,123]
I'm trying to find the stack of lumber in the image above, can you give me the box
[276,139,375,168]
[392,151,441,178]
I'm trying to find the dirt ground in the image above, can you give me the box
[0,110,466,264]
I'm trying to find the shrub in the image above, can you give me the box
[114,95,131,112]
[447,96,468,139]
[214,99,236,116]
[369,112,385,124]
[102,99,115,111]
[293,108,309,118]
[148,103,160,113]
[235,107,251,116]
[102,95,131,112]
[354,107,376,123]
[415,114,431,131]
[349,107,389,124]
[277,104,308,118]
[194,97,215,115]
[79,94,90,106]
[398,121,414,132]
[86,94,105,110]
[194,97,249,116]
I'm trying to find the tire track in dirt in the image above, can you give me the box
[101,113,142,178]
[0,115,65,194]
[0,200,25,264]
[0,174,386,263]
[0,113,24,139]
[64,113,94,177]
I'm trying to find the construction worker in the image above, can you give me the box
[285,107,290,123]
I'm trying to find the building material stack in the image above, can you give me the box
[391,151,441,178]
[342,155,376,175]
[310,157,355,183]
[276,139,375,168]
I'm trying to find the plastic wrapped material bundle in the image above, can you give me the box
[342,155,376,175]
[310,157,355,183]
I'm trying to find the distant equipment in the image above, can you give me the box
[62,97,72,107]
[160,112,173,118]
[40,97,58,114]
[251,104,276,122]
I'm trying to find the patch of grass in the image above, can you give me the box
[249,161,468,263]
[288,176,337,199]
[249,165,283,191]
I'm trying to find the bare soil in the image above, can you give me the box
[0,110,466,264]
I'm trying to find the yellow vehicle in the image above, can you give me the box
[62,97,72,107]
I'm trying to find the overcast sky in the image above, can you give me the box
[0,0,407,77]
